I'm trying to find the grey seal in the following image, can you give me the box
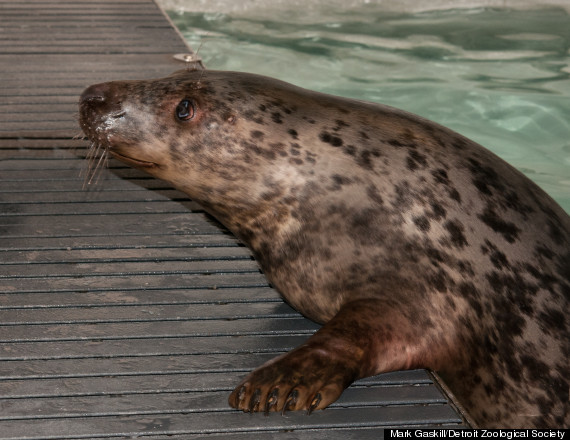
[79,69,570,428]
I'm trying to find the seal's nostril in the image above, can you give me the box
[80,82,111,105]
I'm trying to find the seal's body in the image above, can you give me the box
[79,69,570,428]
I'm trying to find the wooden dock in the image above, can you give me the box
[0,0,468,438]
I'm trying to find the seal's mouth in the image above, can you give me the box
[109,150,158,169]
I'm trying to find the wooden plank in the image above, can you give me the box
[2,175,174,191]
[0,406,461,439]
[0,370,433,400]
[1,200,204,215]
[0,54,187,74]
[0,385,447,419]
[0,286,277,308]
[2,246,251,263]
[0,138,86,149]
[0,272,271,294]
[1,194,197,211]
[84,429,446,440]
[0,234,242,252]
[0,212,228,236]
[0,302,296,325]
[0,189,194,203]
[0,334,309,360]
[0,318,318,344]
[2,259,260,278]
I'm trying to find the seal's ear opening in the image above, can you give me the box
[175,99,196,121]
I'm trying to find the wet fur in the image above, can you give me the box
[79,69,570,428]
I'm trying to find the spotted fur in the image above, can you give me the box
[79,69,570,428]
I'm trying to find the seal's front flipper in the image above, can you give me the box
[228,342,357,414]
[228,298,443,414]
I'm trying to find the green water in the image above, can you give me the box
[169,6,570,213]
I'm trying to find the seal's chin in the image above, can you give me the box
[109,150,159,169]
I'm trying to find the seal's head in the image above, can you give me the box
[80,69,237,188]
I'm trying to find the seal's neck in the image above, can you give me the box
[198,196,300,251]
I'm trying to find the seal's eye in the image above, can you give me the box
[175,99,195,121]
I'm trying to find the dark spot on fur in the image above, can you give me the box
[333,120,350,131]
[524,263,558,290]
[487,270,537,318]
[332,174,351,185]
[271,112,283,124]
[260,186,284,202]
[250,130,264,140]
[547,219,564,242]
[258,104,267,112]
[343,145,356,156]
[288,129,298,139]
[429,202,447,220]
[393,181,413,209]
[459,282,482,315]
[430,168,462,202]
[319,131,343,147]
[538,307,565,334]
[389,139,404,148]
[267,142,287,158]
[430,269,451,292]
[468,158,501,196]
[445,295,457,311]
[483,241,510,270]
[305,151,317,164]
[535,245,555,260]
[289,158,303,165]
[458,260,475,277]
[426,246,445,267]
[413,215,431,232]
[242,140,276,161]
[448,189,462,203]
[406,150,428,171]
[330,174,352,191]
[453,138,469,150]
[358,150,373,170]
[366,185,384,206]
[432,169,449,185]
[349,208,386,245]
[244,110,264,125]
[520,355,550,383]
[444,219,468,248]
[504,191,530,214]
[478,206,521,243]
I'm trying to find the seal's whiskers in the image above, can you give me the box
[81,141,109,189]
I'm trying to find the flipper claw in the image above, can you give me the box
[307,392,322,415]
[264,388,280,415]
[282,389,299,414]
[248,388,261,413]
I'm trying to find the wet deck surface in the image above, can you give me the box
[0,0,468,438]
